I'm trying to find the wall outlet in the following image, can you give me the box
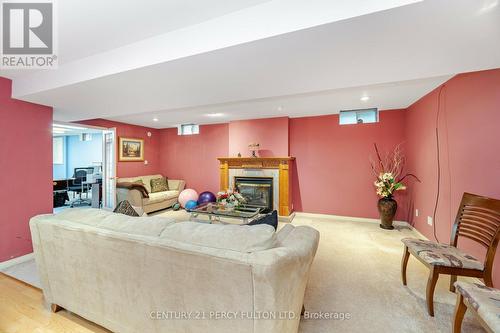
[427,216,433,226]
[415,209,419,217]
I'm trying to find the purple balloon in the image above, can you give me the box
[198,191,216,205]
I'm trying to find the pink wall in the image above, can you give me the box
[289,110,409,220]
[157,112,410,220]
[159,124,229,194]
[228,117,289,157]
[78,119,161,178]
[405,69,500,285]
[0,77,53,262]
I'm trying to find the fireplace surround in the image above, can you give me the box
[217,157,294,217]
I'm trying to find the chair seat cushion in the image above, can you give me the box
[455,281,500,332]
[401,238,483,270]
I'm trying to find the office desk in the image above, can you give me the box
[53,179,71,207]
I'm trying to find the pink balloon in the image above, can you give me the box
[178,189,199,208]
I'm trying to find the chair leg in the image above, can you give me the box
[450,275,457,292]
[452,294,467,333]
[401,245,410,286]
[426,266,439,317]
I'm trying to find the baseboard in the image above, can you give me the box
[279,212,295,223]
[0,253,34,271]
[295,211,408,226]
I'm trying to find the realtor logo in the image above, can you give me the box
[1,0,57,68]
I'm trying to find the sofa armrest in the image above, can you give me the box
[167,179,185,192]
[248,225,320,333]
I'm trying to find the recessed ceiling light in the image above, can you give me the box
[206,113,224,117]
[277,106,283,111]
[153,118,159,122]
[360,96,370,102]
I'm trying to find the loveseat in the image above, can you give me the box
[116,174,185,213]
[30,208,319,333]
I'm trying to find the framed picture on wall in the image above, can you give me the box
[119,137,144,162]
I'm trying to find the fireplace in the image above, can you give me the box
[218,157,294,217]
[234,177,273,213]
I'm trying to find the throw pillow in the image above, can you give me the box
[150,177,169,193]
[113,200,140,217]
[247,210,278,230]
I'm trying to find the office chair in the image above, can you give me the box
[68,169,90,207]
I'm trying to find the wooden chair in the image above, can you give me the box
[401,192,500,316]
[453,281,498,333]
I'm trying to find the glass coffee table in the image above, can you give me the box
[188,203,262,224]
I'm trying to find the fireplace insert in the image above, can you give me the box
[234,177,273,213]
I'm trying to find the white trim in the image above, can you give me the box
[53,121,107,131]
[0,253,34,271]
[279,212,295,223]
[408,224,428,240]
[295,212,409,226]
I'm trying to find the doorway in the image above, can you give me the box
[52,122,116,212]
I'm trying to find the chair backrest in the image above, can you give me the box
[73,169,88,185]
[450,192,500,272]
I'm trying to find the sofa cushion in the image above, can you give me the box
[160,222,276,253]
[151,177,169,193]
[118,174,164,194]
[53,208,111,227]
[99,214,175,236]
[53,208,173,236]
[143,191,179,205]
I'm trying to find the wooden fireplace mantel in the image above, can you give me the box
[217,157,295,216]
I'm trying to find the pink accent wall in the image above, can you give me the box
[78,119,161,178]
[0,77,53,262]
[228,117,289,157]
[405,69,500,285]
[158,112,410,220]
[290,110,409,220]
[159,124,229,194]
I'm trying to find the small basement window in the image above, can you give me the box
[339,108,378,125]
[178,124,199,135]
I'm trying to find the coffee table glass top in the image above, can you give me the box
[189,203,261,219]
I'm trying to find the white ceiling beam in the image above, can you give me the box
[11,0,421,98]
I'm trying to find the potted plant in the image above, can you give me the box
[370,143,419,230]
[216,189,246,211]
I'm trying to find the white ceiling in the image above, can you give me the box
[1,0,269,78]
[2,0,500,129]
[111,76,452,128]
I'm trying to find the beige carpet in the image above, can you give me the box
[153,209,485,333]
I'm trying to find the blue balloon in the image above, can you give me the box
[185,200,198,210]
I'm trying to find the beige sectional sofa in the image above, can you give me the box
[116,174,185,213]
[30,208,319,333]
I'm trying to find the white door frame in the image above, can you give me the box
[102,128,117,210]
